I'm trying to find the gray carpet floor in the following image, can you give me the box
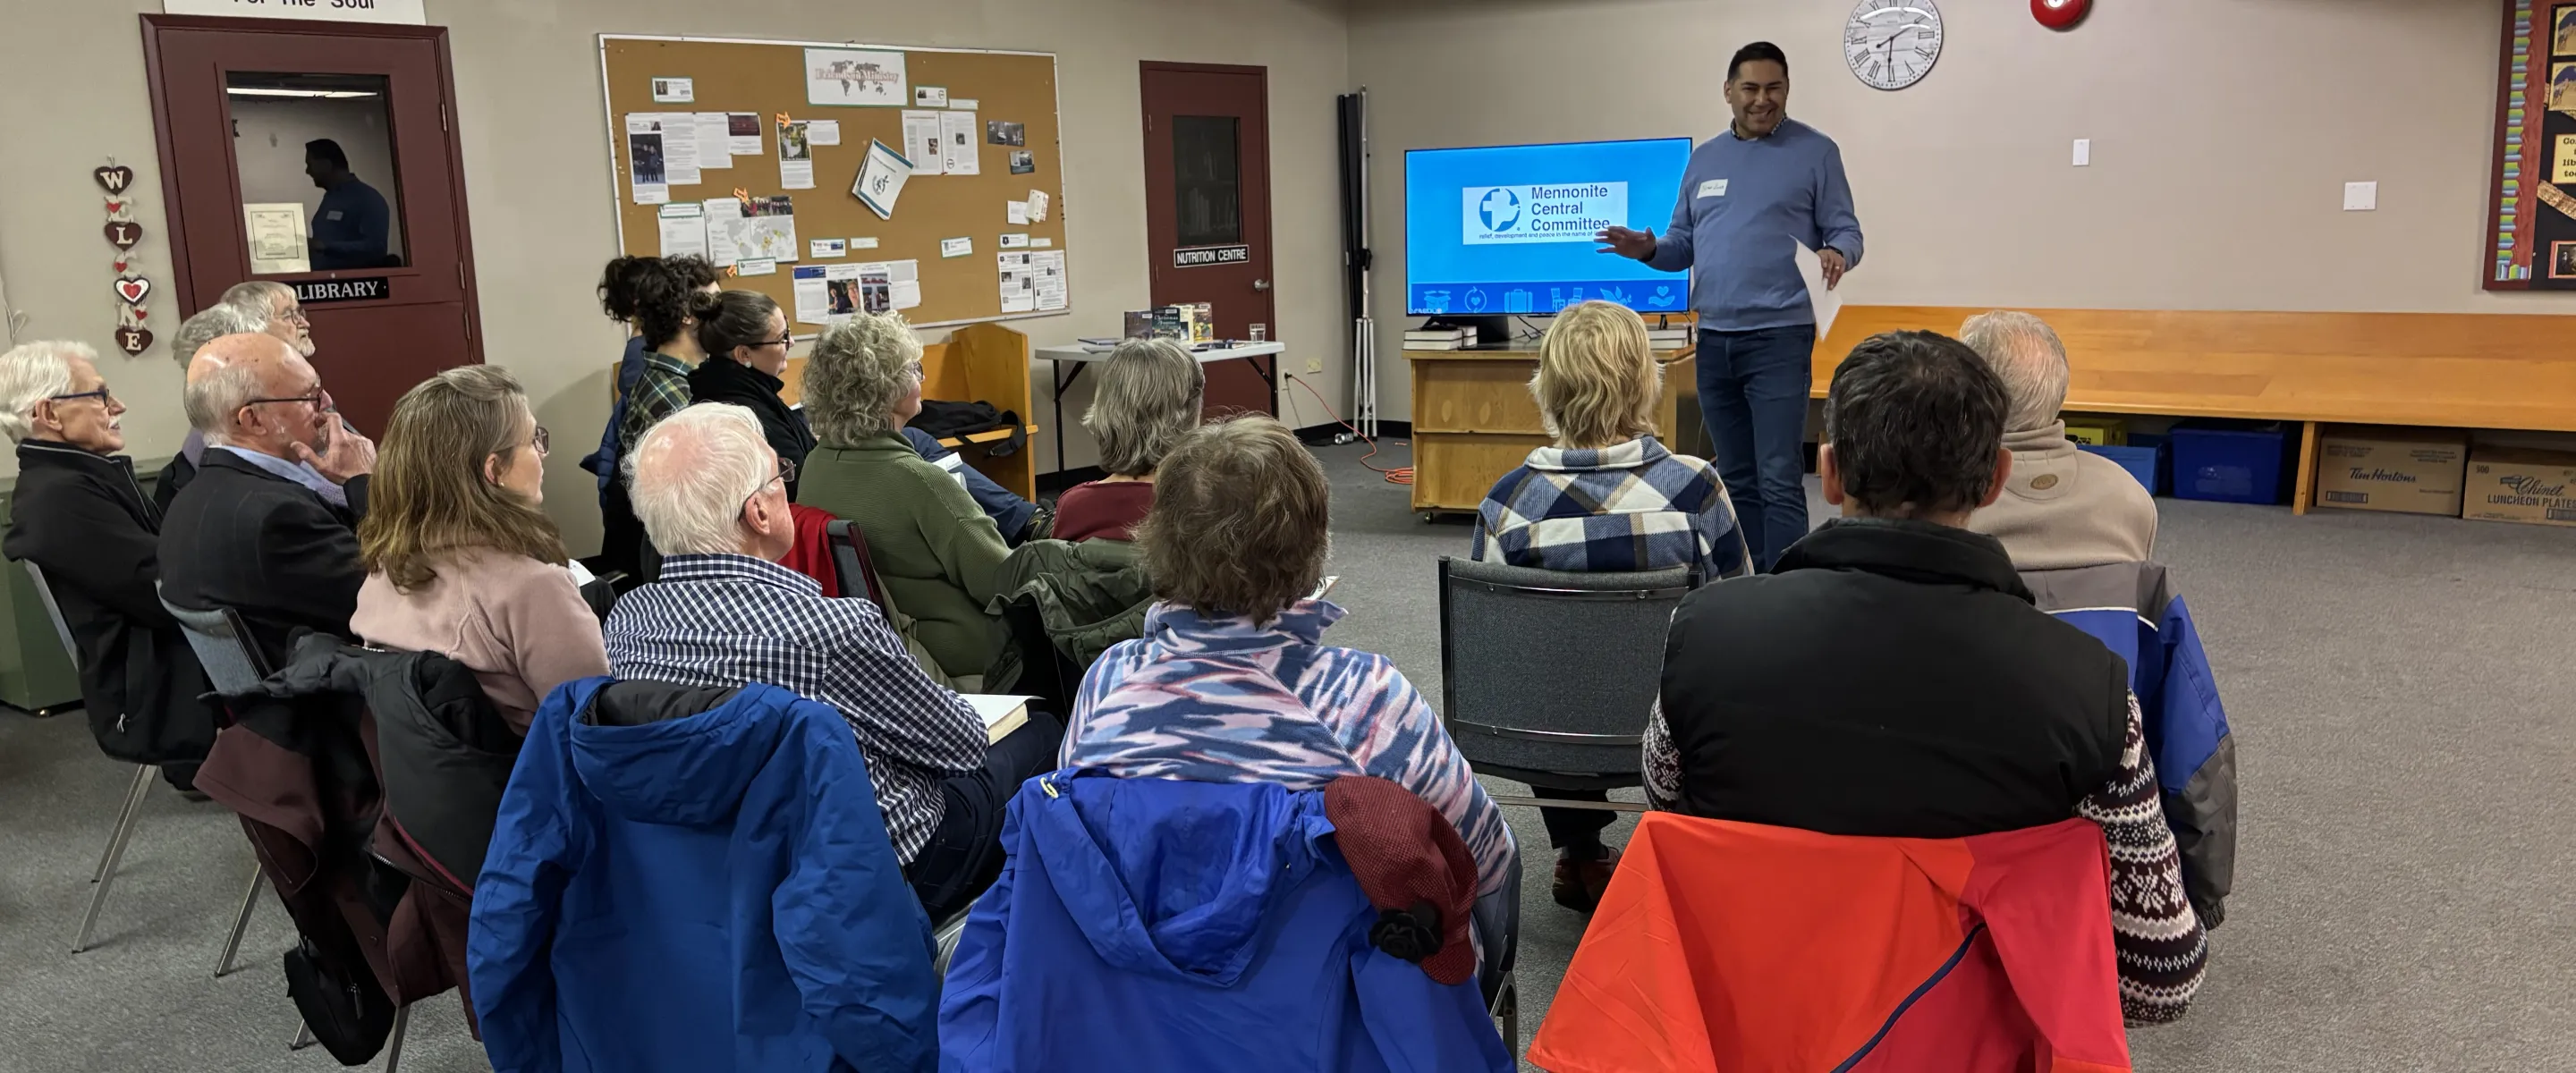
[3,440,2571,1071]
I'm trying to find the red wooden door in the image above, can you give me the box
[1140,63,1276,420]
[143,14,482,434]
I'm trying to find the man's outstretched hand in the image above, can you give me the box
[1595,226,1657,260]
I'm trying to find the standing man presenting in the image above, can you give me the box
[1597,41,1862,570]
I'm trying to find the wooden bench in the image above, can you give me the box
[1814,307,2576,513]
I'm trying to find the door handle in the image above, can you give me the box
[1252,278,1271,292]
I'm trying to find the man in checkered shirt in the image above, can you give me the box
[606,402,1062,920]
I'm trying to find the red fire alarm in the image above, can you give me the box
[2032,0,2089,30]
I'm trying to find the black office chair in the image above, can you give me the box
[1435,556,1695,812]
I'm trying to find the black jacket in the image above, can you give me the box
[157,448,370,668]
[688,358,814,501]
[262,632,521,892]
[1658,518,2130,837]
[4,440,218,765]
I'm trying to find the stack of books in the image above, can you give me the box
[1404,325,1474,351]
[1646,326,1693,350]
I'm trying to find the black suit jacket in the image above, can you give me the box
[4,440,218,764]
[157,448,371,667]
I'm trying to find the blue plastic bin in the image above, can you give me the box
[2168,421,2290,504]
[2080,443,2165,496]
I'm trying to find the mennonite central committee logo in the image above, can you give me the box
[1478,188,1522,232]
[1462,183,1626,246]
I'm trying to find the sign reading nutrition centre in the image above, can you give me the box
[163,0,428,25]
[1460,183,1628,246]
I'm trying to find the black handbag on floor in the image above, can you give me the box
[284,937,396,1065]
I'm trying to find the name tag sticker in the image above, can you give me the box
[326,210,345,221]
[1698,179,1729,199]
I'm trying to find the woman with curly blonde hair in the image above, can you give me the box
[796,313,1012,683]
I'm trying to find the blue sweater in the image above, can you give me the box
[1643,119,1864,331]
[938,772,1513,1072]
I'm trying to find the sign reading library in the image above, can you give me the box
[1461,183,1627,246]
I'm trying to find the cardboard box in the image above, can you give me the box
[2463,448,2576,527]
[2063,417,2127,447]
[2312,427,2469,515]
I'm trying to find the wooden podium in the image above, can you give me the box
[1405,342,1699,516]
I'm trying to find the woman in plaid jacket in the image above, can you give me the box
[1470,300,1751,914]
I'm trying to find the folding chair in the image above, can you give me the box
[24,562,168,955]
[154,592,277,978]
[164,593,411,1065]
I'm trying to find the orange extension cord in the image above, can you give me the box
[1287,375,1411,486]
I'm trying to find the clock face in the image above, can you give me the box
[1845,0,1945,91]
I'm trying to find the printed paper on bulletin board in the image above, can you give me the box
[600,35,1070,327]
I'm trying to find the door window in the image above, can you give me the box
[226,72,408,273]
[1171,115,1242,249]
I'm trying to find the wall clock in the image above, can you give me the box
[1844,0,1945,91]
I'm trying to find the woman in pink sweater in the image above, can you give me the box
[353,367,607,732]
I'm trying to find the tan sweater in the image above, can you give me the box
[1967,421,2158,570]
[352,549,609,732]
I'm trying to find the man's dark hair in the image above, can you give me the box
[1728,41,1789,83]
[1822,330,2009,519]
[304,139,350,171]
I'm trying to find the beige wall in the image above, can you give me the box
[1351,0,2544,420]
[0,0,1350,553]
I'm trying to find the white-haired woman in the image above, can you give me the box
[1052,338,1205,542]
[797,314,1012,684]
[0,341,216,786]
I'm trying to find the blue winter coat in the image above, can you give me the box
[937,771,1512,1073]
[470,678,940,1073]
[2021,561,2237,927]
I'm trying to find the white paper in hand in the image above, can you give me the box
[1793,241,1843,340]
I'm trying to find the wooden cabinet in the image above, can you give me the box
[1406,344,1697,514]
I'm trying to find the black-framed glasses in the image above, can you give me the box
[46,388,115,407]
[529,426,551,457]
[244,387,333,410]
[741,456,798,512]
[754,335,794,350]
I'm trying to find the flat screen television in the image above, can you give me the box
[1402,137,1694,322]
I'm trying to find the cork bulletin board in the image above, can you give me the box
[598,36,1071,327]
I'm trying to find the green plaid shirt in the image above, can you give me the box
[616,351,695,453]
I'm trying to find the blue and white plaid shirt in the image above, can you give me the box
[1470,435,1752,580]
[604,553,987,863]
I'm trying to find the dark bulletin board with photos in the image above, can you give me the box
[600,36,1071,327]
[2482,2,2576,290]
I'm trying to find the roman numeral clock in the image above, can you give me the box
[1845,0,1944,91]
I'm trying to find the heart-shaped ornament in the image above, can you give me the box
[105,221,142,249]
[94,165,134,194]
[114,325,154,355]
[114,276,150,305]
[104,199,126,215]
[112,258,129,274]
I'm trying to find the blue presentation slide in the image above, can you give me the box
[1404,138,1694,317]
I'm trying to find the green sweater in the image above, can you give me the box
[799,433,1012,679]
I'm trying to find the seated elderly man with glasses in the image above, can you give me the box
[158,332,378,666]
[604,402,1063,920]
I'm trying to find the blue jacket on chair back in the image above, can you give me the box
[937,771,1512,1073]
[469,677,939,1073]
[2020,560,2237,928]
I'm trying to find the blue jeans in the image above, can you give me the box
[1697,325,1817,570]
